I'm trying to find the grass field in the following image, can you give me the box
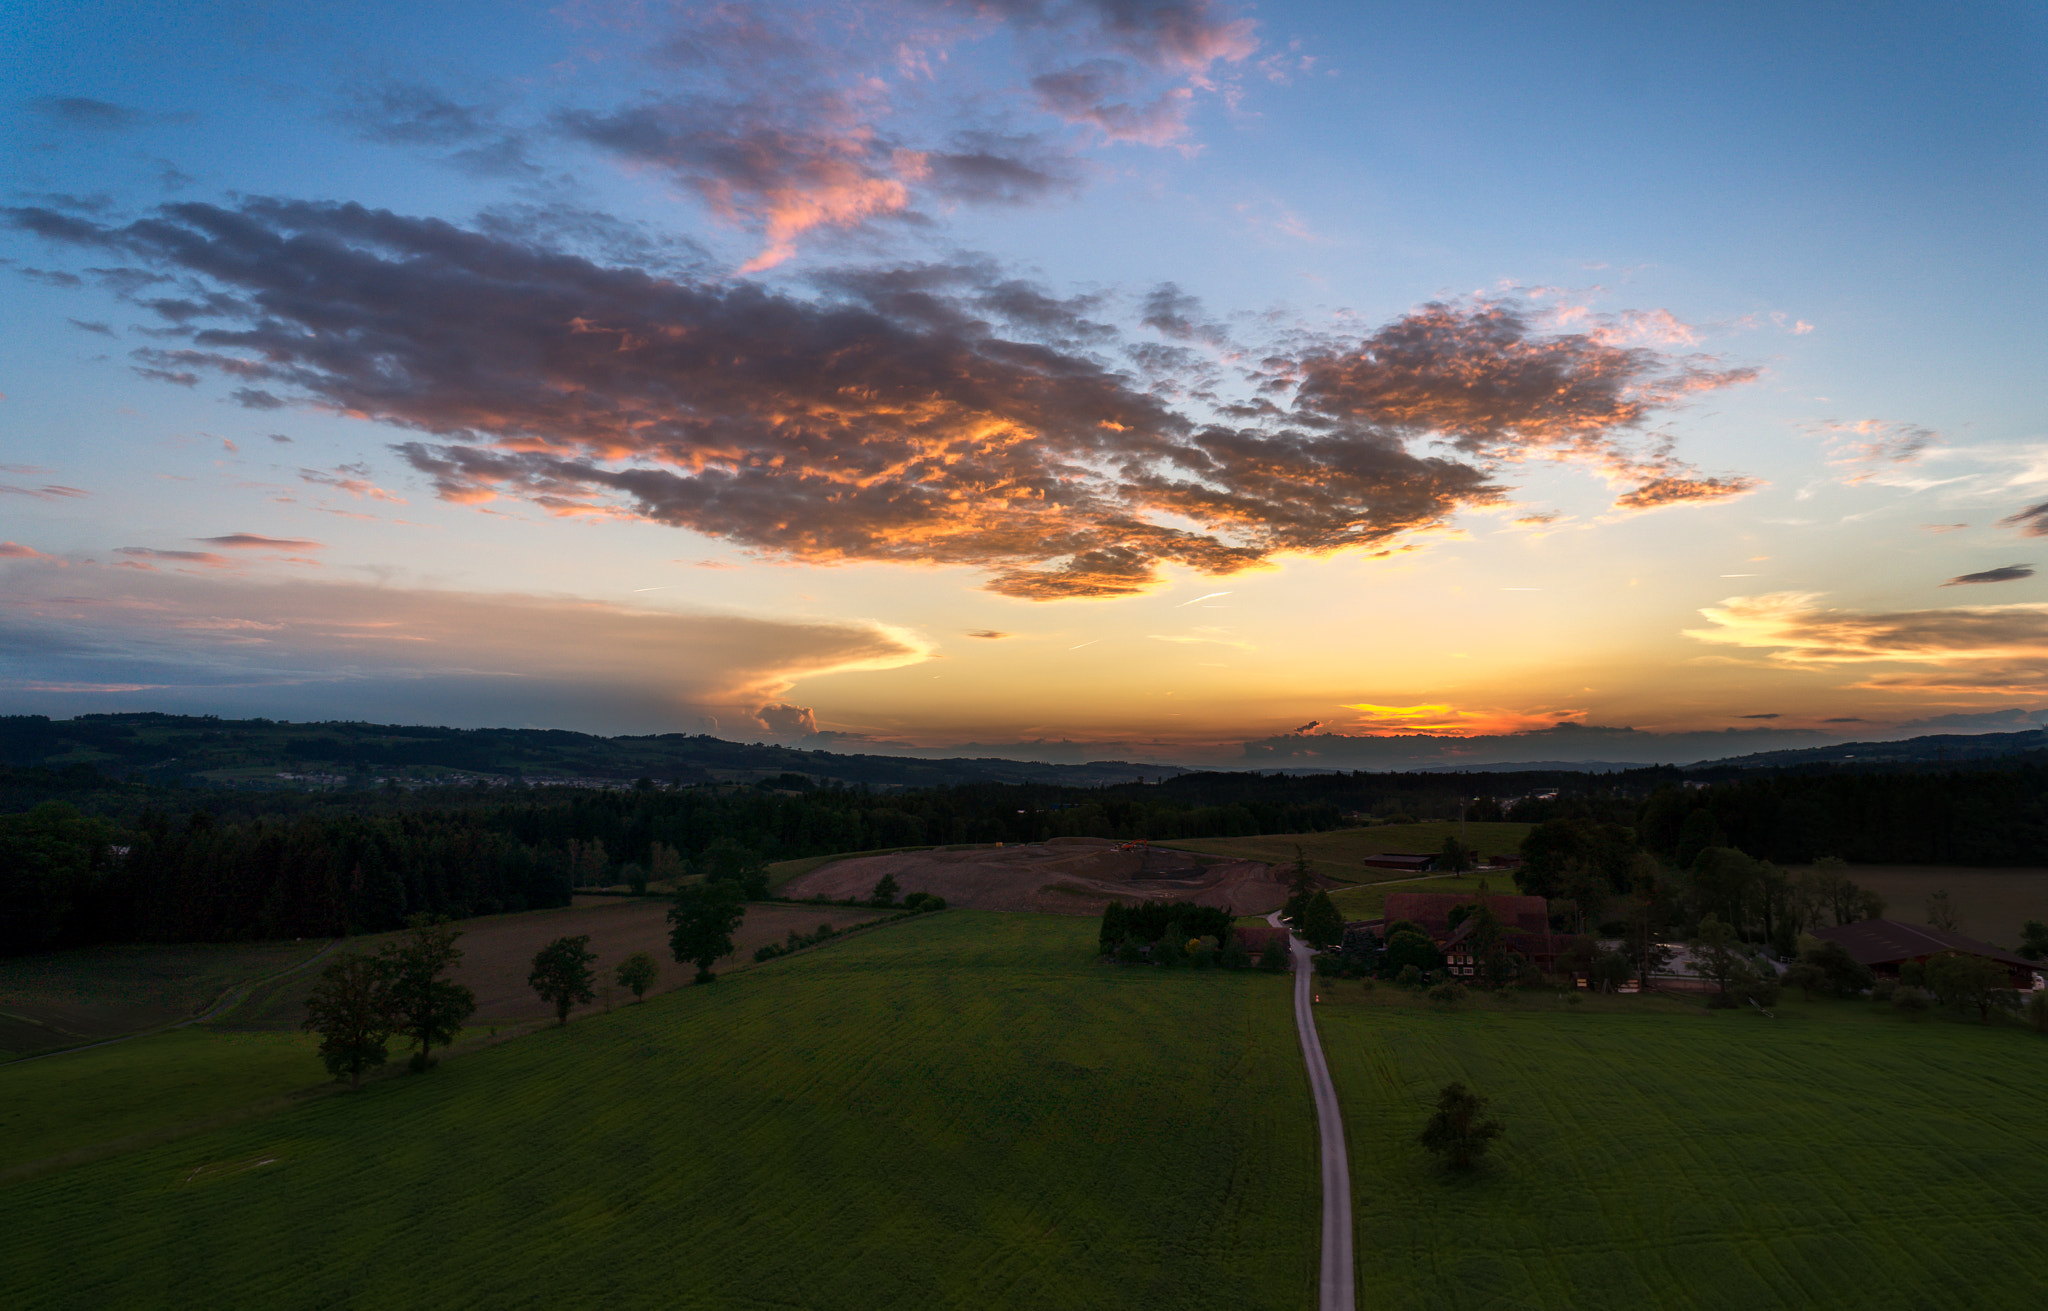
[1327,873,1522,922]
[1319,986,2048,1308]
[1785,864,2048,949]
[1159,822,1531,883]
[0,912,1319,1310]
[0,1029,324,1176]
[223,898,883,1031]
[0,940,331,1060]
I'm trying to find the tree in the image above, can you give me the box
[870,872,900,907]
[669,880,747,982]
[1297,890,1344,950]
[1801,939,1873,996]
[1687,914,1744,1004]
[378,915,476,1071]
[1625,894,1674,992]
[1923,953,2009,1020]
[1257,934,1290,973]
[2027,988,2048,1035]
[1437,835,1473,874]
[1419,1081,1504,1169]
[1588,950,1631,993]
[615,951,660,1001]
[2019,920,2048,962]
[1926,890,1958,933]
[529,934,599,1023]
[1382,929,1442,978]
[302,952,394,1088]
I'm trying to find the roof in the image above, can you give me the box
[1383,891,1549,937]
[1812,919,2042,971]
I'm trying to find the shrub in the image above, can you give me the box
[1871,977,1897,1002]
[1219,940,1252,970]
[1395,964,1423,988]
[1427,980,1468,1005]
[1257,937,1290,973]
[1893,985,1932,1014]
[1189,944,1216,970]
[2027,989,2048,1034]
[1114,937,1146,965]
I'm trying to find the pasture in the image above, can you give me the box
[1327,873,1521,922]
[0,939,329,1060]
[1320,986,2048,1308]
[224,897,884,1030]
[1160,821,1531,883]
[0,912,1319,1310]
[1785,864,2048,949]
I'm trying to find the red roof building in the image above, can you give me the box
[1812,919,2042,989]
[1382,891,1562,974]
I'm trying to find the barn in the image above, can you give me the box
[1811,919,2042,989]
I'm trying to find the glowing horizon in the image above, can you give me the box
[3,1,2042,766]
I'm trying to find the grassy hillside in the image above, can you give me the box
[1320,987,2048,1308]
[1160,821,1531,882]
[0,912,1318,1310]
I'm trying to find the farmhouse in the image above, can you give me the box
[1811,919,2043,989]
[1380,891,1563,974]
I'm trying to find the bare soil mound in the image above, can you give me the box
[782,838,1286,915]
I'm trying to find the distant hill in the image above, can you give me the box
[0,713,1188,791]
[1680,728,2048,772]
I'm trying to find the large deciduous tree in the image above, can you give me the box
[529,934,599,1024]
[1419,1081,1504,1169]
[379,914,477,1070]
[301,952,394,1088]
[669,880,747,983]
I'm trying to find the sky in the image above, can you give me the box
[3,0,2045,768]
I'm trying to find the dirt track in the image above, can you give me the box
[783,837,1287,915]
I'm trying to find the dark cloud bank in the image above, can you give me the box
[9,199,1757,598]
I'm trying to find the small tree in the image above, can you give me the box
[1926,890,1958,933]
[378,915,477,1071]
[1924,953,2008,1020]
[2017,920,2048,961]
[529,934,599,1023]
[1257,935,1290,973]
[1419,1081,1504,1169]
[669,880,748,983]
[1588,950,1632,993]
[302,952,394,1089]
[2026,988,2048,1034]
[870,872,900,908]
[615,951,660,1001]
[1438,835,1473,874]
[1687,914,1744,1003]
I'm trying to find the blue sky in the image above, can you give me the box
[3,0,2044,764]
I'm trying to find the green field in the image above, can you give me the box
[1320,987,2048,1308]
[0,939,332,1059]
[0,912,1318,1310]
[1,1028,325,1176]
[1159,822,1531,883]
[1327,873,1522,922]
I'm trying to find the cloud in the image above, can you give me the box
[299,466,404,503]
[1815,419,1940,484]
[1922,523,1968,533]
[115,547,235,569]
[1686,591,2048,695]
[25,96,146,130]
[1737,712,1780,719]
[750,701,819,736]
[8,200,1758,599]
[0,481,89,500]
[199,534,326,551]
[1289,299,1760,510]
[1943,564,2034,586]
[0,569,928,733]
[2000,501,2048,537]
[964,629,1010,638]
[0,542,54,560]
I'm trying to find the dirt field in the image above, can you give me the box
[1784,864,2048,948]
[782,836,1287,915]
[223,898,884,1029]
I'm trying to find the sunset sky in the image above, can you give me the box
[4,1,2045,767]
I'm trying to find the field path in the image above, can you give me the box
[1270,909,1357,1310]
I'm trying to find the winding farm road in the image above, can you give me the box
[1269,910,1356,1310]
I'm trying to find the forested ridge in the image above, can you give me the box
[7,746,2048,956]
